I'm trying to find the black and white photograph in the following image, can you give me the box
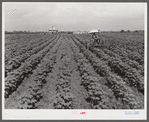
[2,2,147,120]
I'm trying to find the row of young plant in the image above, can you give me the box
[76,33,143,72]
[75,34,144,72]
[102,48,144,76]
[5,34,41,57]
[5,34,61,98]
[54,72,75,109]
[77,34,144,66]
[74,35,144,94]
[91,47,144,81]
[5,34,37,45]
[99,32,144,58]
[69,40,117,109]
[16,40,61,109]
[70,36,143,109]
[5,34,54,65]
[108,45,144,65]
[5,34,58,77]
[53,40,75,109]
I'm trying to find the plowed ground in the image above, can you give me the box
[5,32,144,109]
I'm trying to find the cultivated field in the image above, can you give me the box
[4,32,144,109]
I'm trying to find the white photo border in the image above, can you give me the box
[2,2,147,120]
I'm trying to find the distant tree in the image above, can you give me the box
[127,30,131,32]
[135,30,138,32]
[120,30,125,33]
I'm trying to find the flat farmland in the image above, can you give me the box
[4,32,144,109]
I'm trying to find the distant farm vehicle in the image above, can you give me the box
[88,37,105,50]
[88,29,105,48]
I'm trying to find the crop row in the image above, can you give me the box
[53,39,75,109]
[5,34,54,65]
[76,34,144,66]
[70,36,143,109]
[54,74,74,109]
[5,34,40,56]
[108,46,144,65]
[5,34,57,77]
[15,40,61,109]
[69,41,117,109]
[5,34,61,98]
[91,48,144,94]
[91,48,144,88]
[5,34,36,45]
[75,34,144,70]
[74,36,144,94]
[102,48,144,76]
[99,32,144,57]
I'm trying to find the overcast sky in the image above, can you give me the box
[4,3,146,32]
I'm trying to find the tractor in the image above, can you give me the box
[88,29,105,49]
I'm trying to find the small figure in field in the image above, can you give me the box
[91,29,101,45]
[92,33,101,45]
